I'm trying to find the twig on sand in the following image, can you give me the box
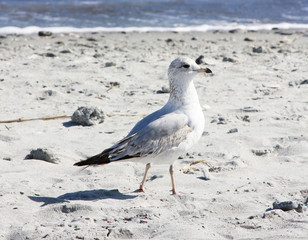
[0,115,71,124]
[0,113,146,124]
[106,82,114,92]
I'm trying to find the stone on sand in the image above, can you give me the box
[71,106,105,126]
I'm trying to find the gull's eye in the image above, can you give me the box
[182,64,190,68]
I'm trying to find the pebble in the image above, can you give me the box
[273,201,306,213]
[217,117,226,125]
[229,29,239,33]
[222,57,236,62]
[93,53,103,58]
[252,149,270,156]
[44,90,56,97]
[289,79,308,87]
[109,81,120,87]
[71,106,105,126]
[25,148,59,163]
[60,50,71,54]
[252,46,263,53]
[244,37,254,42]
[195,55,204,65]
[241,107,259,112]
[241,115,250,122]
[156,86,170,94]
[276,31,293,36]
[38,31,53,37]
[227,128,238,134]
[45,52,56,58]
[105,62,116,67]
[300,79,308,85]
[201,167,211,180]
[202,131,209,136]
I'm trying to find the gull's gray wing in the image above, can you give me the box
[126,105,171,137]
[108,112,192,161]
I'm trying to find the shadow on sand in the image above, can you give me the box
[28,189,137,207]
[62,120,79,128]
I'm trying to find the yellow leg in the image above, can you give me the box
[139,163,151,192]
[169,165,176,195]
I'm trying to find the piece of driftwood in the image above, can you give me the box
[0,115,71,124]
[0,113,146,124]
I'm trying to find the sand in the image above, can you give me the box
[0,30,308,239]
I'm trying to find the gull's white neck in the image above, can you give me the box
[167,75,200,107]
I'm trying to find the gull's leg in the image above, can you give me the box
[138,163,151,192]
[169,164,176,195]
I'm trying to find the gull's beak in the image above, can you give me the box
[198,67,212,73]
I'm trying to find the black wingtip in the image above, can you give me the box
[205,68,212,74]
[74,152,111,166]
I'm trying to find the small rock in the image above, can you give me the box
[229,29,239,33]
[156,86,170,94]
[45,53,56,58]
[217,117,226,125]
[252,149,270,156]
[38,31,52,37]
[60,50,71,54]
[202,131,209,136]
[109,81,120,87]
[300,79,308,85]
[195,55,204,65]
[241,115,250,122]
[71,106,105,126]
[25,148,59,163]
[241,107,259,112]
[201,168,211,180]
[191,37,197,40]
[3,157,11,161]
[244,37,254,42]
[227,128,238,134]
[105,62,116,67]
[87,38,97,42]
[109,228,133,239]
[93,53,103,58]
[272,201,306,213]
[276,31,293,36]
[222,57,236,62]
[43,90,56,97]
[252,46,263,53]
[165,38,173,43]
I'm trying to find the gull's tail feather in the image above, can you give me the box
[74,149,111,166]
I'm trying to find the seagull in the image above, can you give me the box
[74,57,212,194]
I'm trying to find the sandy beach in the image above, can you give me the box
[1,30,308,239]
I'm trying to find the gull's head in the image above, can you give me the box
[168,57,212,83]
